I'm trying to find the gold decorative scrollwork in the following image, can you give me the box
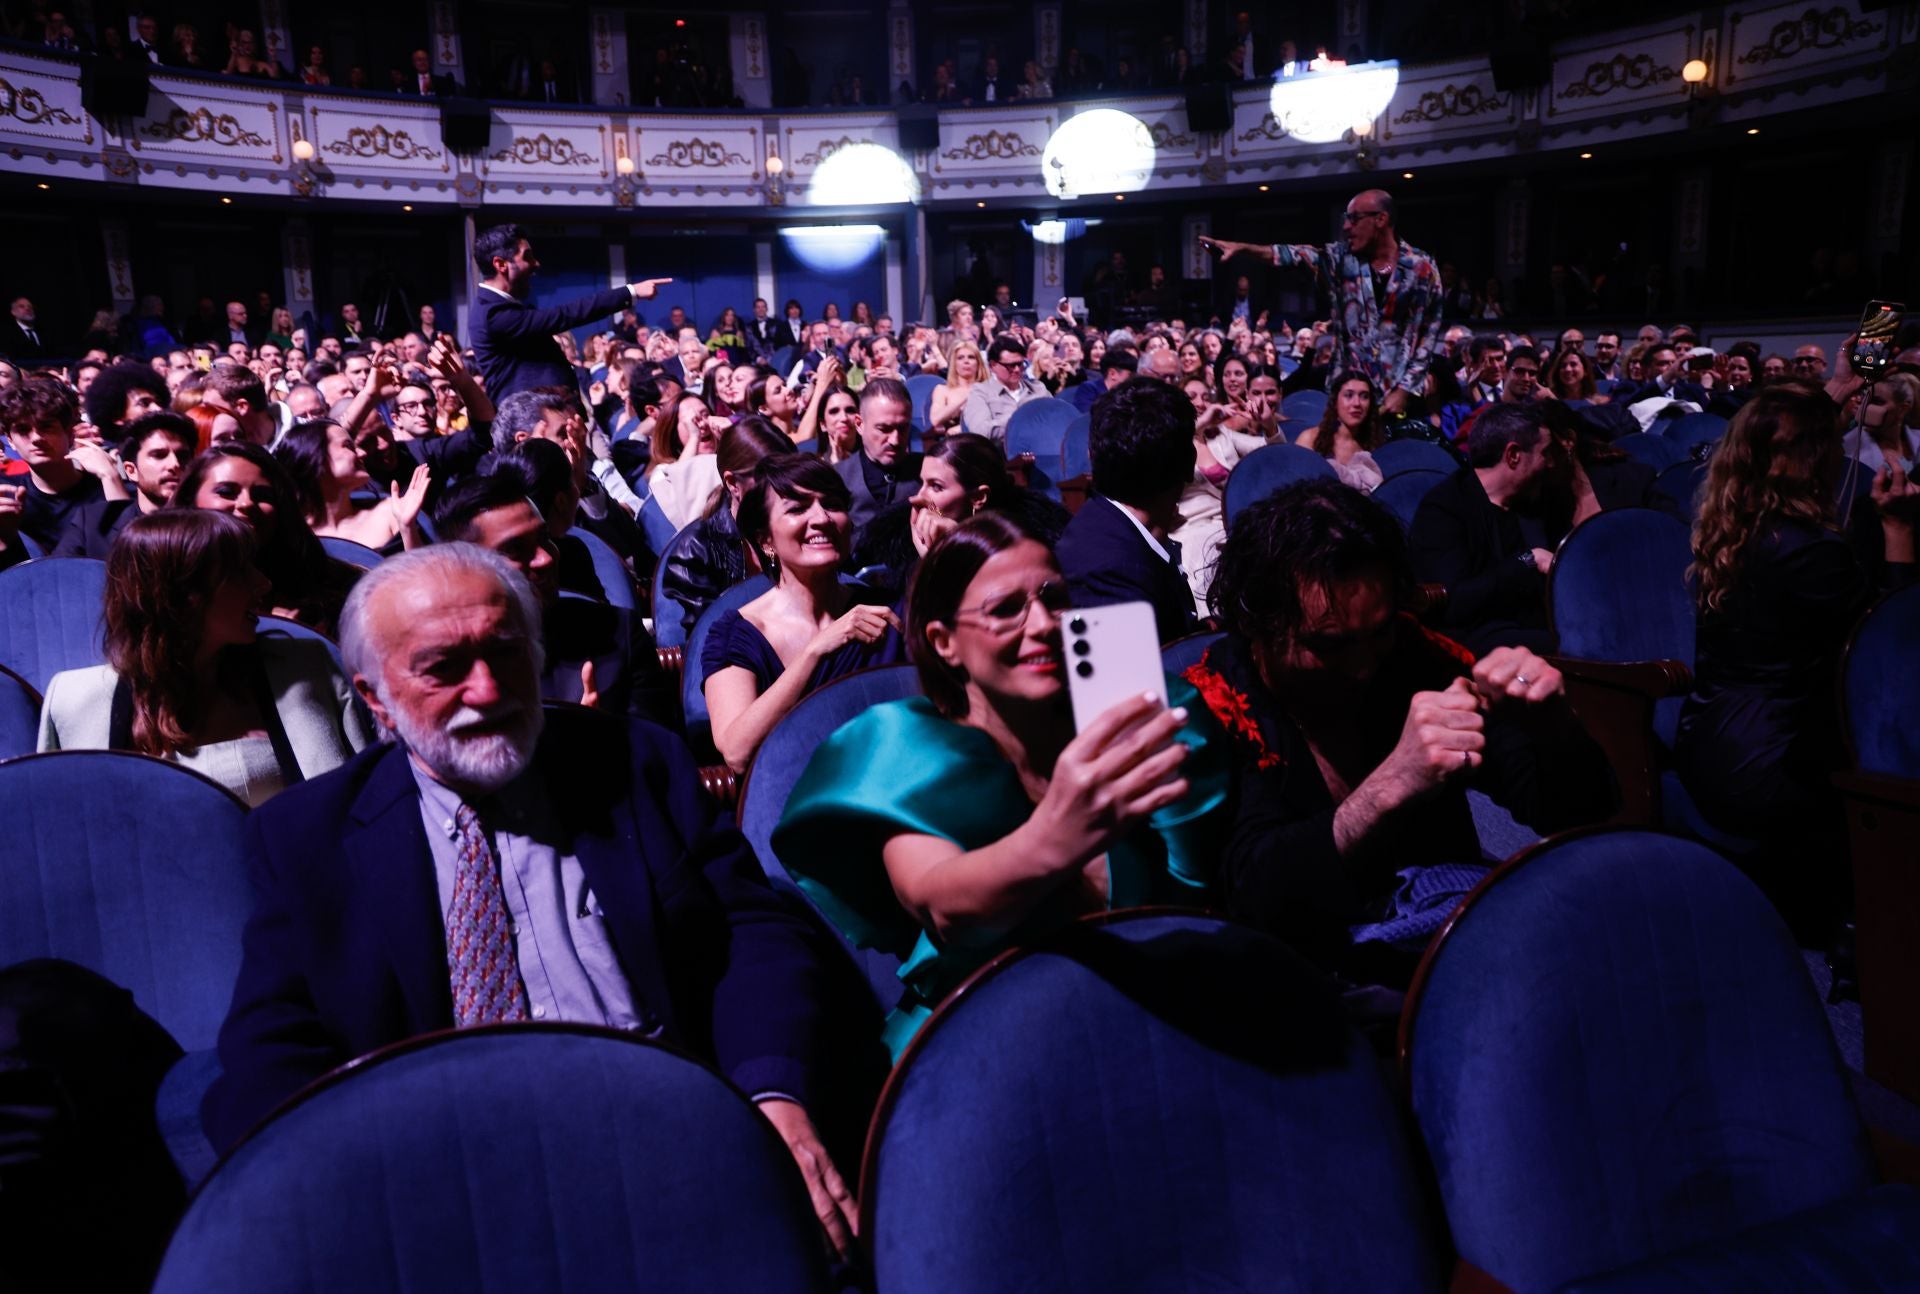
[645,138,749,167]
[324,124,441,161]
[1147,121,1195,149]
[0,77,81,127]
[1395,84,1509,123]
[491,134,597,166]
[1235,112,1288,143]
[795,135,858,167]
[939,130,1040,161]
[141,107,269,147]
[1559,54,1680,99]
[1737,6,1882,65]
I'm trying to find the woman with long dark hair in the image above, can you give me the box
[38,511,370,805]
[1297,370,1384,493]
[1676,381,1915,932]
[774,511,1228,1057]
[171,441,361,633]
[274,419,429,552]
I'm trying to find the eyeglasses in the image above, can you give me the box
[395,399,431,412]
[1341,209,1385,225]
[956,580,1071,631]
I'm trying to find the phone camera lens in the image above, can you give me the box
[1068,617,1086,634]
[1075,662,1094,678]
[1072,639,1090,656]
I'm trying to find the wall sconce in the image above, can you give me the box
[1681,58,1709,86]
[765,149,786,205]
[615,155,635,175]
[289,126,321,197]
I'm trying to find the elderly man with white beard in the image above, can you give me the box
[203,543,862,1256]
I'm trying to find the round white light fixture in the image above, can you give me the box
[291,139,315,161]
[1681,58,1709,84]
[809,142,917,205]
[765,154,784,176]
[1041,108,1156,199]
[780,223,888,272]
[615,155,635,175]
[1267,60,1399,144]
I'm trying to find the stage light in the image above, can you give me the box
[1579,151,1593,159]
[809,142,917,205]
[1267,60,1398,144]
[1042,108,1155,199]
[1257,184,1270,192]
[780,223,888,272]
[402,204,413,211]
[1682,59,1708,84]
[1746,127,1760,136]
[1402,170,1414,179]
[35,182,48,190]
[1025,218,1097,244]
[291,139,315,162]
[221,196,232,204]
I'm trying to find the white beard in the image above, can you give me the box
[387,699,543,793]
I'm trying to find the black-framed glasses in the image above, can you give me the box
[395,399,431,412]
[957,580,1071,631]
[1341,209,1384,225]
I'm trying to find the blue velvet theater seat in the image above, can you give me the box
[905,372,943,432]
[1403,829,1911,1294]
[0,749,253,1182]
[738,663,923,1015]
[1223,443,1338,529]
[0,555,107,692]
[569,526,636,610]
[1006,396,1077,501]
[0,662,41,760]
[1159,629,1224,677]
[317,535,385,568]
[1283,388,1327,425]
[865,911,1445,1292]
[1373,468,1450,530]
[151,1027,833,1294]
[1061,412,1093,479]
[680,573,773,751]
[1374,437,1459,479]
[1843,582,1920,778]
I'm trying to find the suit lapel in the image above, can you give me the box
[346,747,454,1032]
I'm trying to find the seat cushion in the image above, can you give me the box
[1558,1185,1920,1293]
[155,1048,223,1187]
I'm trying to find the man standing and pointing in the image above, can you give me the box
[1201,189,1442,417]
[469,222,670,403]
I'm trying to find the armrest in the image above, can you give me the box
[1834,770,1920,809]
[699,764,739,810]
[1549,656,1691,827]
[656,645,684,683]
[1551,656,1692,697]
[1410,583,1448,620]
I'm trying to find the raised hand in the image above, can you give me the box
[1376,676,1486,799]
[627,278,674,300]
[389,464,431,528]
[1032,694,1191,865]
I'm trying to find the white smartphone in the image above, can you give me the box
[1063,601,1168,734]
[1065,296,1087,316]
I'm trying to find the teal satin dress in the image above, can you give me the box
[773,677,1230,1059]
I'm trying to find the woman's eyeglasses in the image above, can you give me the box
[958,580,1072,631]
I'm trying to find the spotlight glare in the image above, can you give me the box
[1041,108,1156,199]
[809,142,917,205]
[1267,60,1399,145]
[1257,184,1270,192]
[780,223,888,272]
[221,196,232,204]
[1402,170,1414,179]
[1746,127,1760,136]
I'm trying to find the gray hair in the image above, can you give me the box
[492,388,573,452]
[339,542,546,706]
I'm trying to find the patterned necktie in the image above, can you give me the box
[446,804,529,1026]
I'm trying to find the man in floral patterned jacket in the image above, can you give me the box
[1199,189,1443,417]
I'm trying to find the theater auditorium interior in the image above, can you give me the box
[2,0,1919,1289]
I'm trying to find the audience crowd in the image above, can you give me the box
[1,194,1915,1290]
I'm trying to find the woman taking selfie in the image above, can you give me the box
[775,512,1228,1057]
[38,510,371,806]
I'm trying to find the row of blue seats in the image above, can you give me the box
[119,858,1920,1292]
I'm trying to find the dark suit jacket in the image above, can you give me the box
[401,71,457,96]
[833,450,920,537]
[1056,495,1197,645]
[470,283,630,404]
[1407,467,1552,656]
[203,707,826,1150]
[746,318,782,361]
[776,318,807,351]
[51,497,138,559]
[0,318,48,362]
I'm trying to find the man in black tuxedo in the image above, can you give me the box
[1056,377,1199,644]
[402,48,456,96]
[1,297,48,362]
[531,57,574,103]
[204,544,860,1255]
[131,13,164,63]
[745,297,783,363]
[468,222,669,404]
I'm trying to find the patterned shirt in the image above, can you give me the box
[1270,238,1443,397]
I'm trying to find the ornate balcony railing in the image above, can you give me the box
[0,2,1905,209]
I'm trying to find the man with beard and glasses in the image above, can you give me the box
[203,543,861,1257]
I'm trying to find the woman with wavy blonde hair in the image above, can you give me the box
[1676,380,1915,934]
[928,338,983,436]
